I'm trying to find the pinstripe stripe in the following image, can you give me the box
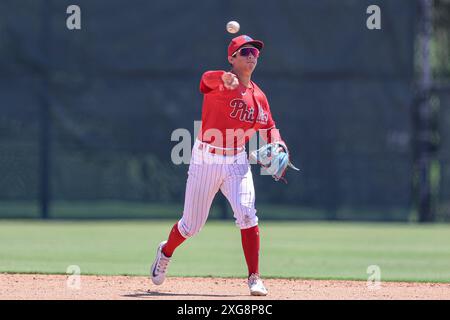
[185,164,198,235]
[193,159,206,234]
[182,144,257,237]
[181,169,192,235]
[234,165,242,221]
[201,162,214,228]
[182,146,229,237]
[221,158,257,229]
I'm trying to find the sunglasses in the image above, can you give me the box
[232,47,260,58]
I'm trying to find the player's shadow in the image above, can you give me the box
[123,291,244,298]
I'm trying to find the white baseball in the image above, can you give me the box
[226,21,240,34]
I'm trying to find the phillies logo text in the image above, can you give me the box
[229,99,268,125]
[230,99,254,123]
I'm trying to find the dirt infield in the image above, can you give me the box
[0,274,449,300]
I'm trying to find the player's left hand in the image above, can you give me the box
[250,142,300,183]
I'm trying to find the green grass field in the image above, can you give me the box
[1,220,450,282]
[0,201,411,221]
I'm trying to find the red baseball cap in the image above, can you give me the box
[227,35,264,57]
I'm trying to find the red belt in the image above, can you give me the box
[198,143,244,156]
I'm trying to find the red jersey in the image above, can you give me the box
[198,70,282,149]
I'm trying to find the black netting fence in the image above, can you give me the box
[437,87,450,221]
[0,0,424,220]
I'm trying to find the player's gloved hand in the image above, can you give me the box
[221,72,239,90]
[250,142,300,183]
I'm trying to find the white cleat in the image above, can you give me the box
[248,273,268,296]
[150,241,171,285]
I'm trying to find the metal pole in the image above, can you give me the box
[39,96,50,219]
[417,0,433,222]
[39,1,52,219]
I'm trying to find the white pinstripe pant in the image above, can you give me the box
[177,139,258,238]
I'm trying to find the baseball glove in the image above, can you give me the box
[250,141,300,183]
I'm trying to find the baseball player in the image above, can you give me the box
[151,35,287,296]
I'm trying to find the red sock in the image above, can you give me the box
[240,225,260,277]
[162,222,186,257]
